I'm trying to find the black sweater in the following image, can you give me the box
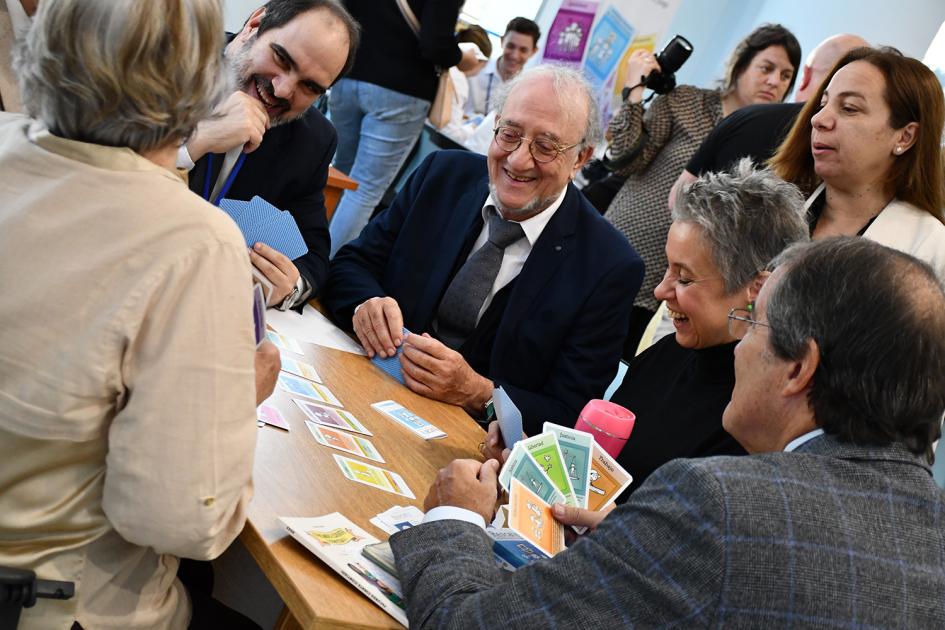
[611,335,746,497]
[343,0,462,101]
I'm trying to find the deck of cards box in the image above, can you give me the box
[498,422,633,558]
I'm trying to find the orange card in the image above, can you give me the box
[508,478,565,557]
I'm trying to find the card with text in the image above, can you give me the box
[266,330,304,354]
[371,400,446,440]
[543,422,594,508]
[508,478,564,557]
[520,432,578,506]
[294,399,372,436]
[278,373,342,407]
[280,356,322,383]
[257,403,289,430]
[499,443,565,506]
[333,454,415,499]
[587,442,633,511]
[307,422,384,463]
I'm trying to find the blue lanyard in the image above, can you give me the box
[202,152,247,206]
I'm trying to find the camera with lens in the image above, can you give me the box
[622,35,693,98]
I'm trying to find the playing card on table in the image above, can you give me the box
[543,422,594,508]
[278,373,342,407]
[498,443,565,506]
[333,454,415,499]
[257,403,289,430]
[370,328,410,385]
[307,422,384,462]
[294,399,371,436]
[369,505,425,535]
[508,478,564,557]
[520,432,578,506]
[280,356,322,383]
[371,400,446,440]
[266,330,304,354]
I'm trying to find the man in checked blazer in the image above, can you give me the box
[390,236,945,628]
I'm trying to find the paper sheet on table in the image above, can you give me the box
[266,304,366,355]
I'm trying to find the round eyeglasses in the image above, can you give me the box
[492,126,582,163]
[727,307,771,340]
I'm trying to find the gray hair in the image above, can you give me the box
[491,64,604,149]
[672,158,809,293]
[15,0,230,153]
[764,237,945,459]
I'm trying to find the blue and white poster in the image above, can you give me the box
[583,7,635,87]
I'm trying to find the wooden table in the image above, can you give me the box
[242,337,484,629]
[324,166,358,222]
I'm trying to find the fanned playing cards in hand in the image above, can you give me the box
[219,195,308,260]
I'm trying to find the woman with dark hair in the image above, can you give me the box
[770,46,945,280]
[604,24,802,354]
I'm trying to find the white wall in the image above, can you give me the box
[224,0,263,33]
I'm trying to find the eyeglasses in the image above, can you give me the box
[492,125,582,163]
[727,307,771,340]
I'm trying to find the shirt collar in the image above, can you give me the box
[481,186,568,246]
[783,428,825,452]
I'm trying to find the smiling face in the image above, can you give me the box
[653,221,750,350]
[500,31,538,77]
[809,61,903,187]
[487,75,591,220]
[226,7,349,126]
[732,45,795,106]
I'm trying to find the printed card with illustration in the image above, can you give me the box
[307,422,384,463]
[499,443,565,506]
[294,399,372,436]
[266,330,304,354]
[280,513,407,627]
[587,442,633,511]
[280,356,322,383]
[278,373,343,407]
[333,454,415,499]
[493,386,523,448]
[520,432,578,506]
[371,400,446,440]
[257,403,289,430]
[543,422,594,508]
[508,478,565,557]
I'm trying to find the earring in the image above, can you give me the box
[894,146,903,154]
[746,302,754,312]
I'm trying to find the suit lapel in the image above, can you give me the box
[410,175,489,330]
[491,185,581,359]
[0,4,23,113]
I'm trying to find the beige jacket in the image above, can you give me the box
[0,114,258,629]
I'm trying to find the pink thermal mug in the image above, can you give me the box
[574,399,635,458]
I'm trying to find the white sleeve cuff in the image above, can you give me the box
[176,144,196,171]
[422,506,486,529]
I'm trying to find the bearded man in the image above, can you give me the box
[182,0,359,310]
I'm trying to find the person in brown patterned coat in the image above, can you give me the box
[604,24,801,354]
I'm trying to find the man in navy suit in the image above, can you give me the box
[182,0,359,310]
[325,66,643,429]
[391,237,945,628]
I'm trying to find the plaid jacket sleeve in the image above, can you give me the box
[390,458,726,628]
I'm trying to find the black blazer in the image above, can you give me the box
[325,151,644,429]
[189,106,336,301]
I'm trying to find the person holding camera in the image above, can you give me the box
[603,24,801,354]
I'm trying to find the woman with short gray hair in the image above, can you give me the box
[607,159,809,495]
[0,1,278,628]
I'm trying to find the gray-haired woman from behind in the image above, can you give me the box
[606,159,809,495]
[0,0,278,628]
